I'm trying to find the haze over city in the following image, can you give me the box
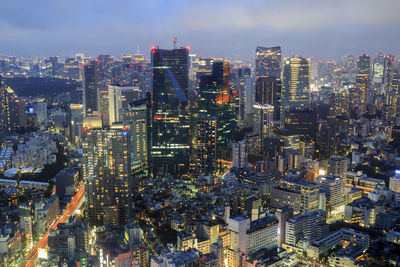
[1,0,400,58]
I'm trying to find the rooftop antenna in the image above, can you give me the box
[172,37,177,49]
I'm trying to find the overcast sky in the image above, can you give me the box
[1,0,400,59]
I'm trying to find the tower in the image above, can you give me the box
[83,60,100,116]
[151,47,190,177]
[281,57,311,124]
[83,123,131,226]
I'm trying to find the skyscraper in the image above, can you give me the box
[83,60,100,115]
[108,84,140,124]
[198,61,236,147]
[372,53,394,93]
[281,57,311,123]
[255,76,281,122]
[255,46,282,78]
[196,114,217,175]
[83,123,131,226]
[151,47,190,177]
[122,97,149,174]
[68,104,84,147]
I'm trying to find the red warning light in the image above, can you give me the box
[186,46,190,50]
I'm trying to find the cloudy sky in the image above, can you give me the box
[1,0,400,59]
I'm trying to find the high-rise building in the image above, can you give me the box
[108,84,140,124]
[232,141,247,169]
[151,47,191,177]
[255,77,281,122]
[122,97,150,174]
[68,104,83,147]
[275,206,293,248]
[389,171,400,193]
[196,114,217,175]
[316,175,344,215]
[0,78,25,133]
[281,57,311,123]
[327,156,348,182]
[285,209,328,247]
[253,104,274,140]
[372,53,394,93]
[83,60,100,115]
[198,61,236,147]
[255,46,282,78]
[82,123,131,226]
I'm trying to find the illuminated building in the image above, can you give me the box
[151,47,190,177]
[82,60,100,115]
[271,177,320,215]
[275,206,293,248]
[99,90,110,126]
[196,114,217,175]
[0,78,26,133]
[108,84,140,124]
[372,52,394,93]
[285,209,328,247]
[316,176,344,216]
[344,198,376,228]
[198,61,236,147]
[232,141,247,169]
[82,123,131,226]
[255,77,281,123]
[281,56,311,124]
[68,104,83,147]
[255,46,282,78]
[389,171,400,193]
[352,74,369,115]
[122,97,149,174]
[253,104,274,139]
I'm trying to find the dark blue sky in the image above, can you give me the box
[1,0,400,59]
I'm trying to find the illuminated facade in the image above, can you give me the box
[198,61,236,147]
[68,104,83,147]
[122,97,149,174]
[83,123,131,226]
[281,57,311,124]
[196,114,217,175]
[255,46,282,78]
[151,47,190,177]
[108,84,140,124]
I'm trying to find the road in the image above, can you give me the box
[22,184,85,267]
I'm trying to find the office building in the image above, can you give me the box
[83,123,131,226]
[389,171,400,193]
[255,77,281,123]
[83,60,100,115]
[255,46,282,78]
[285,209,328,247]
[122,98,149,174]
[151,47,190,177]
[281,57,311,123]
[68,104,83,146]
[275,206,293,248]
[253,104,274,139]
[327,157,348,180]
[108,84,140,124]
[198,61,236,147]
[316,176,344,216]
[344,198,376,228]
[232,141,247,169]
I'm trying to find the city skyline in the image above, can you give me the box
[1,0,400,58]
